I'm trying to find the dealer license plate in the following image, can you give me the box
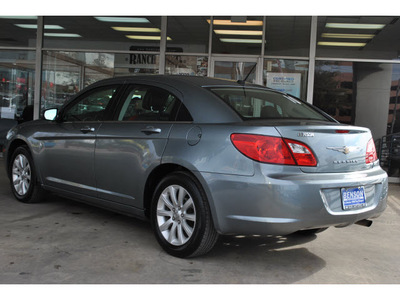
[341,186,366,210]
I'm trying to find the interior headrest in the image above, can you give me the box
[142,89,169,111]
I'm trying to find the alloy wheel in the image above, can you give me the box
[156,184,196,246]
[12,154,32,196]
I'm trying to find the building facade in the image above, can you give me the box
[1,16,400,177]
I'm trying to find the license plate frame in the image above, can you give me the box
[341,186,367,210]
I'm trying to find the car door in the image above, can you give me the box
[94,84,183,208]
[37,85,120,197]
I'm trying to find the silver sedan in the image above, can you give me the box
[4,75,388,258]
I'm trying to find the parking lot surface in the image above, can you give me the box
[0,159,399,284]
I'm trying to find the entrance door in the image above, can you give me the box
[210,56,262,84]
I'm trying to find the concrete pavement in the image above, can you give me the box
[0,159,399,284]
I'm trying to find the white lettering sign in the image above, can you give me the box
[266,73,301,98]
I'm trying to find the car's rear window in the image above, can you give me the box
[208,87,330,121]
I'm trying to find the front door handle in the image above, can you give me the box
[80,126,96,134]
[141,126,162,135]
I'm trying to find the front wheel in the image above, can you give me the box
[9,146,45,203]
[151,172,218,258]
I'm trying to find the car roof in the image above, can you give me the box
[92,75,260,88]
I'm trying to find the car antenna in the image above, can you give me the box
[237,63,257,85]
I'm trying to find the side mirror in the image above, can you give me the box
[44,108,58,121]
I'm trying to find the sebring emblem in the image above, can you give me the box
[326,146,361,154]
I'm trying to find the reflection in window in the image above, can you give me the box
[0,50,36,122]
[42,51,115,113]
[316,16,400,60]
[313,61,354,124]
[214,61,256,82]
[313,60,400,177]
[115,53,160,76]
[211,16,263,55]
[165,55,208,76]
[263,59,309,100]
[0,16,38,47]
[43,16,162,51]
[265,16,311,57]
[380,65,400,177]
[167,16,209,53]
[63,86,116,122]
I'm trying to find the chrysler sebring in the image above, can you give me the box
[4,75,388,258]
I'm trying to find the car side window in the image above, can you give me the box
[62,86,117,122]
[118,85,191,122]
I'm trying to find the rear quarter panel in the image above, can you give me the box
[162,123,281,176]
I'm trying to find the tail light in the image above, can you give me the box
[230,134,317,166]
[365,138,378,164]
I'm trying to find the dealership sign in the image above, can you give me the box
[129,46,183,66]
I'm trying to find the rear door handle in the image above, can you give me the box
[141,126,162,135]
[80,126,96,134]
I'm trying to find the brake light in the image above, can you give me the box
[365,138,378,164]
[230,134,317,166]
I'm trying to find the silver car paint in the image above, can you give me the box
[33,121,101,197]
[163,121,387,235]
[4,75,388,236]
[94,121,173,207]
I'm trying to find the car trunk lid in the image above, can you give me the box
[274,123,373,173]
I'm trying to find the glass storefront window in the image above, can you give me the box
[167,16,209,54]
[165,55,208,76]
[43,16,162,51]
[380,64,400,176]
[0,50,36,120]
[263,59,309,100]
[42,50,160,113]
[42,51,83,111]
[313,60,393,141]
[0,50,36,149]
[0,16,38,47]
[213,60,257,82]
[211,16,263,55]
[42,51,115,111]
[265,17,311,57]
[114,53,160,76]
[313,61,354,124]
[316,16,400,60]
[387,64,400,135]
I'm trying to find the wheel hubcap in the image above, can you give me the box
[156,185,196,246]
[12,154,31,196]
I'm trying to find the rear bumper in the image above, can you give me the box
[199,165,388,235]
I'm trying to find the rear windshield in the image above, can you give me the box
[208,87,331,122]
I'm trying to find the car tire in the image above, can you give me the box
[151,171,218,258]
[9,146,45,203]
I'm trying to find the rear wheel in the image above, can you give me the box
[9,146,45,203]
[151,172,218,258]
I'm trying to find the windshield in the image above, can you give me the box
[208,87,331,122]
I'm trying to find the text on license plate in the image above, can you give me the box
[341,186,366,210]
